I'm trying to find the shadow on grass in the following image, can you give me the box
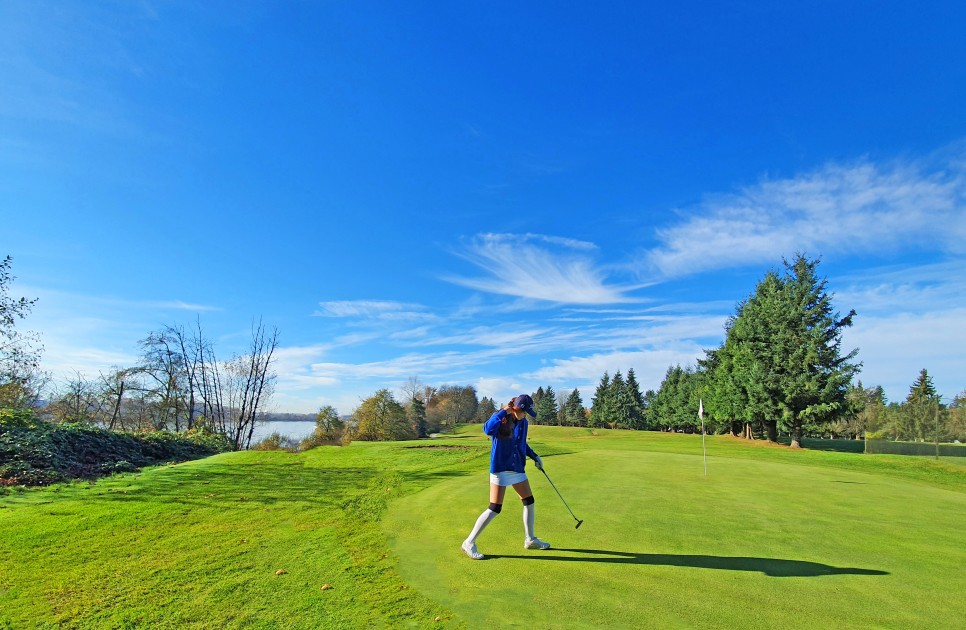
[776,437,865,453]
[486,548,889,577]
[66,461,471,512]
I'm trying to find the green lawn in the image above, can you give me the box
[2,427,965,628]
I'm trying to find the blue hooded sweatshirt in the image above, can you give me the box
[483,409,539,474]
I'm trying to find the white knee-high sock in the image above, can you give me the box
[466,508,498,544]
[523,504,535,540]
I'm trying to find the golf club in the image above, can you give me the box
[539,467,583,529]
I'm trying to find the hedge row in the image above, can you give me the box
[0,408,232,486]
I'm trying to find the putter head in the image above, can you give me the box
[575,519,583,530]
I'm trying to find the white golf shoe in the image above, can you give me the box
[461,540,483,560]
[524,537,551,550]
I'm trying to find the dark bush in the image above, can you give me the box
[0,408,231,486]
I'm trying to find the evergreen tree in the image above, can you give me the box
[533,386,546,404]
[723,256,860,445]
[903,369,940,442]
[534,386,559,425]
[776,255,859,447]
[651,365,704,433]
[948,389,966,443]
[563,388,585,426]
[642,389,657,429]
[407,395,428,438]
[610,371,633,429]
[475,396,497,423]
[705,340,749,436]
[625,368,645,430]
[841,381,886,440]
[729,272,785,440]
[652,366,684,431]
[589,372,611,428]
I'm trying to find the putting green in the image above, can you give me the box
[384,445,966,629]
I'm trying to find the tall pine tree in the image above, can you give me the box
[564,388,585,426]
[589,372,611,428]
[535,386,559,425]
[610,371,633,429]
[625,368,645,430]
[904,368,939,442]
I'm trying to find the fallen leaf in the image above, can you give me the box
[275,569,287,576]
[320,584,333,591]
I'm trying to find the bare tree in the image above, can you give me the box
[137,329,190,431]
[223,320,278,450]
[98,368,130,431]
[400,375,425,404]
[45,371,109,424]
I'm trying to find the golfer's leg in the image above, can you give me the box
[512,480,536,540]
[466,484,506,544]
[522,496,535,539]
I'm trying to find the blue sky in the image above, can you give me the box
[2,1,965,414]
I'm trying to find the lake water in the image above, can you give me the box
[251,420,317,444]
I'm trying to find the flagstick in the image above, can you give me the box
[702,418,707,476]
[700,399,707,476]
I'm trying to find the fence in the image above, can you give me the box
[864,439,966,458]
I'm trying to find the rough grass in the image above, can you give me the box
[1,426,964,628]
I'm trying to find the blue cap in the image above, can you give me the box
[513,394,537,418]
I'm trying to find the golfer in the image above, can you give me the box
[461,394,550,560]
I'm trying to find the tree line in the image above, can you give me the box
[1,257,280,451]
[332,381,497,443]
[42,321,279,450]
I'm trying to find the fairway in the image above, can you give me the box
[385,429,966,629]
[1,428,964,628]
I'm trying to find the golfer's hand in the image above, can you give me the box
[533,455,544,471]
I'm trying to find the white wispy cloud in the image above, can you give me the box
[444,233,643,304]
[645,152,966,278]
[835,260,966,315]
[313,300,436,321]
[41,345,140,381]
[842,308,966,402]
[524,348,706,392]
[151,300,221,312]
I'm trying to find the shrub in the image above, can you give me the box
[252,432,300,452]
[299,429,343,451]
[0,408,230,486]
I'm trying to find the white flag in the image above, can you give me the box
[699,398,704,420]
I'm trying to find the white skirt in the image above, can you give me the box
[490,471,528,486]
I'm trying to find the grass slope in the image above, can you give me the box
[0,445,478,629]
[1,427,964,628]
